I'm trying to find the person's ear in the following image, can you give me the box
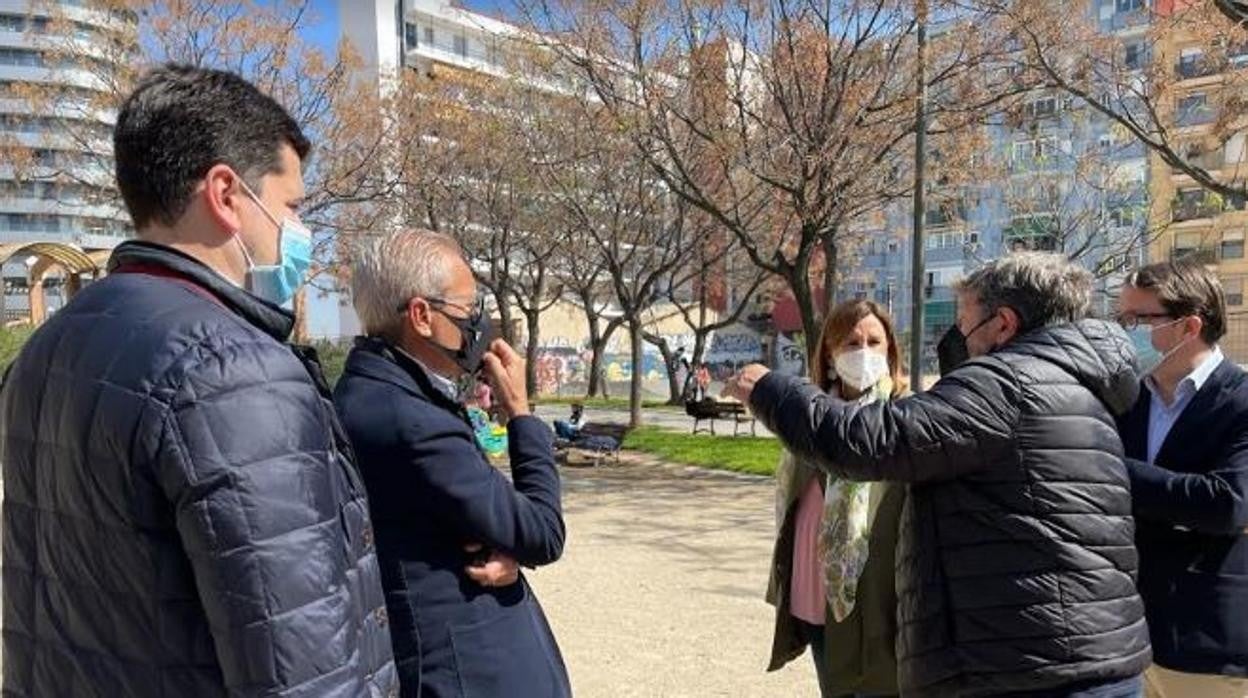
[202,164,245,236]
[997,306,1022,344]
[404,299,435,338]
[1184,315,1204,341]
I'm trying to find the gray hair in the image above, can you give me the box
[351,228,465,338]
[955,252,1092,332]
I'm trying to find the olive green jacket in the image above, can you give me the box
[765,382,904,696]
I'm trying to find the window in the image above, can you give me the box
[454,35,467,57]
[1178,48,1207,79]
[404,22,418,49]
[1012,137,1056,163]
[1177,93,1214,126]
[1230,42,1248,67]
[1124,43,1142,70]
[0,14,24,33]
[1109,206,1138,229]
[1173,231,1203,258]
[1116,0,1144,11]
[1023,96,1058,119]
[0,48,44,68]
[1226,277,1244,306]
[887,240,899,254]
[1222,230,1245,260]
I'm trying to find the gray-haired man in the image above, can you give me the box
[333,229,569,698]
[726,253,1151,697]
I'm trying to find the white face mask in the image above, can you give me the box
[834,348,889,392]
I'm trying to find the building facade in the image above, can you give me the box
[846,0,1155,373]
[0,0,131,322]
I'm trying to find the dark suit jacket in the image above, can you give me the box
[1119,357,1248,677]
[334,337,570,698]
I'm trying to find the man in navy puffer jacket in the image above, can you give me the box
[0,65,397,697]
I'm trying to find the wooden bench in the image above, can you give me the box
[557,421,630,466]
[685,399,757,437]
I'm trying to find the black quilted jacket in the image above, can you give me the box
[0,241,397,697]
[751,320,1152,697]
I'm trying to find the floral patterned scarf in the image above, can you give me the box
[775,376,894,623]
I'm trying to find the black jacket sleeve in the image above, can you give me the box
[750,358,1022,483]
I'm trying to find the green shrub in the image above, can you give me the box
[0,325,35,373]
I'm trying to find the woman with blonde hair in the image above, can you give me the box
[766,299,906,697]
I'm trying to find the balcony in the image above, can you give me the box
[1172,200,1223,222]
[1171,247,1218,265]
[1182,149,1226,173]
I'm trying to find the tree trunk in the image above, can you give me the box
[581,295,603,397]
[492,284,516,345]
[791,271,820,368]
[524,309,541,397]
[629,318,644,428]
[822,236,839,317]
[291,286,309,344]
[645,332,681,405]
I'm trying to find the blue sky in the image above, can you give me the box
[301,1,518,53]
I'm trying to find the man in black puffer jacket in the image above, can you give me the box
[0,65,397,696]
[726,253,1151,697]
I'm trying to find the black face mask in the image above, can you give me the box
[432,299,493,376]
[402,296,494,376]
[936,314,996,375]
[936,324,970,376]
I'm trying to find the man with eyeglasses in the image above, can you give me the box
[333,229,570,698]
[1117,260,1248,698]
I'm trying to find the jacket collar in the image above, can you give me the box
[1150,356,1238,467]
[108,240,294,342]
[343,336,464,413]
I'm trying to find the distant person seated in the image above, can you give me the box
[553,403,586,441]
[695,364,712,401]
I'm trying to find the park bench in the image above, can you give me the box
[685,398,757,437]
[557,421,630,466]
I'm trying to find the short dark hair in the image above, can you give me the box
[113,64,311,230]
[1126,260,1226,344]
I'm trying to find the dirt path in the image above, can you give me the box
[526,455,817,697]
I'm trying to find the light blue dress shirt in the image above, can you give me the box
[1144,346,1224,465]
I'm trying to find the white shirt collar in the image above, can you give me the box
[1145,345,1223,404]
[394,346,460,400]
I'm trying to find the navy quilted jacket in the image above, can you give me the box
[0,241,397,697]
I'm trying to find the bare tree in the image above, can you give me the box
[543,103,709,426]
[644,237,769,404]
[977,0,1248,200]
[549,232,620,398]
[522,0,1021,355]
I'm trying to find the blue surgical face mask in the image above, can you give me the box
[1127,317,1189,377]
[236,181,313,306]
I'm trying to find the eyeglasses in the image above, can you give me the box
[1116,312,1174,331]
[397,295,484,320]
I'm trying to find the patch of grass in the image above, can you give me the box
[536,396,683,411]
[621,425,782,477]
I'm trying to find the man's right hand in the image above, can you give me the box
[464,543,520,587]
[481,339,530,421]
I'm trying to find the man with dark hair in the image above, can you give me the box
[0,64,398,697]
[1117,260,1248,698]
[725,253,1151,696]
